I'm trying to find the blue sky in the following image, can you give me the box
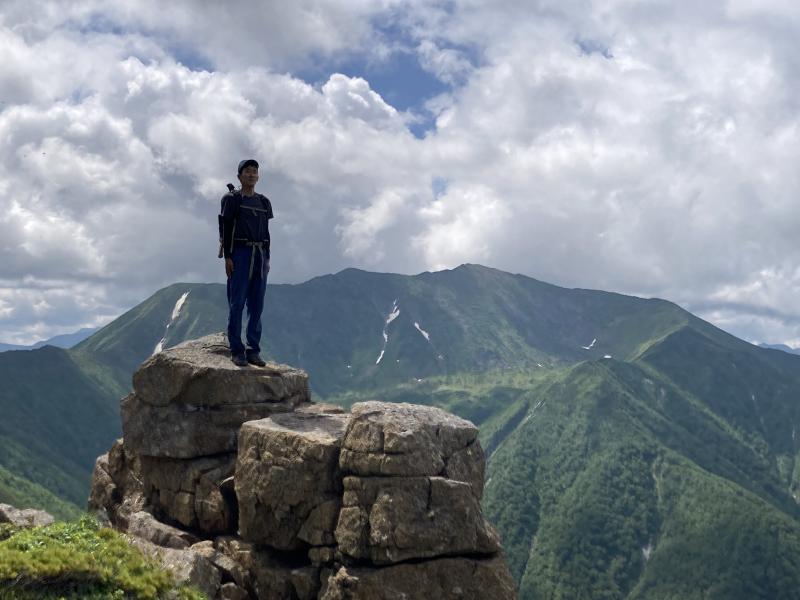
[1,0,800,348]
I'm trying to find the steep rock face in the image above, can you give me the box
[89,333,516,599]
[236,412,350,550]
[140,454,237,535]
[88,438,145,529]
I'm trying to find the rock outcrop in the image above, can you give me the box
[0,503,55,528]
[89,332,516,599]
[121,334,309,458]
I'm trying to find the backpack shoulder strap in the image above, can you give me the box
[221,190,243,217]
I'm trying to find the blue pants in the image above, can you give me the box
[227,245,269,356]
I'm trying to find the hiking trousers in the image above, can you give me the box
[227,244,269,356]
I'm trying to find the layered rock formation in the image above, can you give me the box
[89,333,516,599]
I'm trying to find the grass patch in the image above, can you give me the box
[0,516,206,600]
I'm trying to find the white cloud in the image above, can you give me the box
[414,184,511,270]
[1,0,800,348]
[416,40,473,84]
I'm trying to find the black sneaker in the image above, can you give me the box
[231,354,248,367]
[246,353,266,367]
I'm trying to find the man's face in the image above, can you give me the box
[239,166,259,187]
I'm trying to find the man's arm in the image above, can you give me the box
[221,193,239,259]
[221,193,239,277]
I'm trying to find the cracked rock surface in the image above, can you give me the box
[236,411,350,550]
[339,401,486,498]
[335,475,500,564]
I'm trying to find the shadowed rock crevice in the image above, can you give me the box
[89,333,516,599]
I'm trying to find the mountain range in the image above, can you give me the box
[2,264,800,598]
[0,327,97,353]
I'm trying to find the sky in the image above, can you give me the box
[1,0,800,346]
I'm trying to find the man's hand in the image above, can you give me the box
[225,258,234,278]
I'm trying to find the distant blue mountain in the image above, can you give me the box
[0,327,98,353]
[759,342,800,355]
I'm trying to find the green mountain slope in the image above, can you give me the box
[0,347,121,506]
[0,465,81,521]
[480,333,800,598]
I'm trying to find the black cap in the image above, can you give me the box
[238,159,259,174]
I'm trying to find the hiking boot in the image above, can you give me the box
[246,353,266,367]
[231,353,248,367]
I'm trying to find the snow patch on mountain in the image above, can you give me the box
[376,299,399,365]
[582,338,596,350]
[642,543,653,562]
[153,291,190,355]
[414,322,431,341]
[386,301,400,325]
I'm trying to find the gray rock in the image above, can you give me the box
[291,565,322,600]
[132,333,309,408]
[141,454,237,534]
[308,546,336,566]
[220,582,249,600]
[236,411,350,550]
[191,540,248,589]
[249,551,298,600]
[0,503,54,528]
[296,402,347,415]
[339,401,485,498]
[87,439,145,529]
[214,536,256,575]
[214,536,304,599]
[335,476,500,564]
[129,536,221,599]
[127,511,200,549]
[122,333,310,458]
[122,394,303,459]
[320,556,517,600]
[87,454,115,520]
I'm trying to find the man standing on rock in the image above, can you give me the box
[221,159,273,367]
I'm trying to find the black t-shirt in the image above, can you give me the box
[236,194,273,242]
[221,192,274,244]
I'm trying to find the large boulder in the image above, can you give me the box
[121,333,310,458]
[127,511,200,549]
[129,536,222,599]
[335,475,501,564]
[236,411,350,550]
[320,556,517,599]
[339,402,485,498]
[140,454,237,534]
[0,504,54,528]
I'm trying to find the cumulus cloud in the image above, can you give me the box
[1,0,799,348]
